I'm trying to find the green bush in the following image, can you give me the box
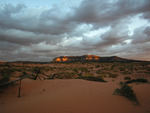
[114,82,139,105]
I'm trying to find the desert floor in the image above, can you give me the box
[0,77,150,113]
[0,62,150,113]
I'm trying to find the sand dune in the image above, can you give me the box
[0,78,150,113]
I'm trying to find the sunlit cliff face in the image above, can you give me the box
[94,56,99,60]
[55,56,68,62]
[53,55,100,62]
[86,56,93,60]
[86,55,99,60]
[0,61,5,62]
[55,58,61,62]
[62,56,68,62]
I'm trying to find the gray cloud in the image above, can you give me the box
[70,0,150,28]
[132,26,150,44]
[0,0,150,61]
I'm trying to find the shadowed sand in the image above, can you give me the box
[0,78,150,113]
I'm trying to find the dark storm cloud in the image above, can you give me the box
[0,28,66,46]
[0,0,150,61]
[142,12,150,21]
[0,3,78,35]
[132,26,150,44]
[1,0,150,36]
[39,8,78,35]
[144,26,150,36]
[70,0,150,28]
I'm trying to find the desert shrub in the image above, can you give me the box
[145,71,150,74]
[79,67,89,73]
[114,82,139,105]
[146,67,150,71]
[47,74,57,80]
[19,71,27,78]
[68,72,76,78]
[77,76,106,82]
[28,75,36,80]
[0,68,17,83]
[90,67,93,69]
[53,72,76,79]
[73,68,78,73]
[40,66,51,72]
[0,68,15,76]
[17,69,22,72]
[126,78,148,84]
[124,76,131,80]
[136,78,148,83]
[62,74,72,79]
[23,71,27,75]
[101,74,107,77]
[96,69,102,74]
[122,71,132,75]
[95,64,100,68]
[129,67,133,72]
[47,76,55,80]
[77,72,82,76]
[55,74,63,79]
[101,67,110,71]
[108,73,118,78]
[119,67,125,71]
[0,75,9,84]
[110,64,116,70]
[85,73,94,76]
[137,71,144,73]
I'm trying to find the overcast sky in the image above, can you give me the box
[0,0,150,62]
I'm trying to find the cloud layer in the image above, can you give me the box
[0,0,150,61]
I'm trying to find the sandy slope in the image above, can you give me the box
[0,78,150,113]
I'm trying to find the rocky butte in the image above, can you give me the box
[51,55,136,63]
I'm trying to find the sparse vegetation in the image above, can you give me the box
[95,64,100,68]
[124,76,131,80]
[145,71,150,74]
[85,73,94,76]
[108,73,118,78]
[96,69,102,74]
[73,68,78,73]
[122,71,132,75]
[113,82,139,105]
[125,78,148,84]
[0,61,150,84]
[77,76,106,82]
[0,75,9,84]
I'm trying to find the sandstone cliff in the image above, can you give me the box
[51,55,132,63]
